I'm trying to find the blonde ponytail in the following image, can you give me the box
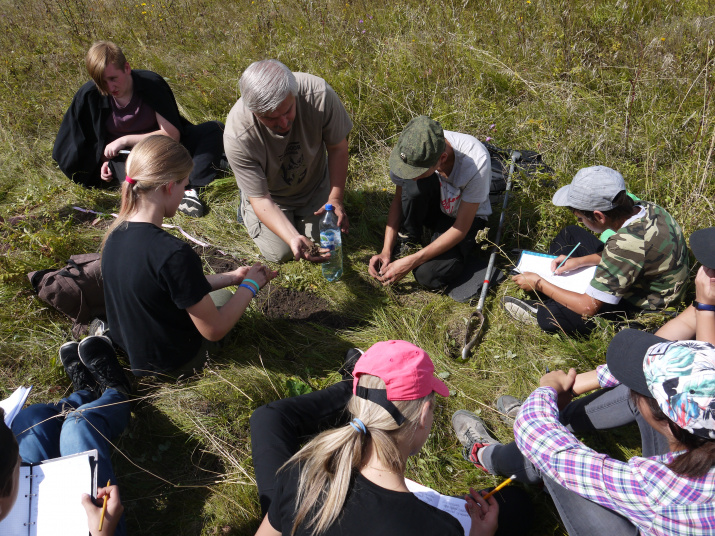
[286,374,434,535]
[101,135,193,250]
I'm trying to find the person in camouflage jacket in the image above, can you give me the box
[505,165,688,335]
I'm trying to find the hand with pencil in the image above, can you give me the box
[464,487,499,536]
[81,482,124,536]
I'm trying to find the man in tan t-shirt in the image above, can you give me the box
[224,59,352,263]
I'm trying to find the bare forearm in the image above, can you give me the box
[656,306,696,340]
[250,197,301,245]
[572,370,600,395]
[695,309,715,344]
[381,193,403,255]
[205,272,241,291]
[326,138,348,203]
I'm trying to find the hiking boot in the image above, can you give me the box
[502,296,539,325]
[496,395,522,425]
[178,189,206,218]
[78,336,132,396]
[340,347,364,381]
[451,410,499,472]
[87,318,110,339]
[60,341,99,393]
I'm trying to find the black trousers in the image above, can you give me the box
[109,120,224,189]
[536,225,640,335]
[249,380,352,514]
[401,173,487,289]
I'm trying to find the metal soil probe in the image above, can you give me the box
[460,150,521,361]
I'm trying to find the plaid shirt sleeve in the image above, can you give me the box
[596,364,620,388]
[514,387,663,531]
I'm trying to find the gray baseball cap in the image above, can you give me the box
[389,116,446,180]
[552,166,626,211]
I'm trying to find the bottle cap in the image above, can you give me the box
[325,204,334,211]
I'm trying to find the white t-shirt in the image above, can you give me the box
[390,130,492,219]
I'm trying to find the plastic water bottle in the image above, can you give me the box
[320,204,343,281]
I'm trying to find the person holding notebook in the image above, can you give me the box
[502,166,688,335]
[0,338,130,535]
[452,330,715,536]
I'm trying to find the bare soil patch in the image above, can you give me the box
[255,283,355,329]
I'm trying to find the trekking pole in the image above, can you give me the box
[459,150,521,361]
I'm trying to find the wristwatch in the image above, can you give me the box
[693,301,715,312]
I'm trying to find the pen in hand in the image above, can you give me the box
[99,479,110,531]
[482,474,517,500]
[553,242,581,275]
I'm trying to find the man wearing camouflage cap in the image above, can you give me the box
[504,165,689,335]
[368,116,492,288]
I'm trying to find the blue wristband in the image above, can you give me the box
[694,301,715,312]
[243,279,260,293]
[239,283,256,297]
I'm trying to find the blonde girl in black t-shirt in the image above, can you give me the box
[101,136,276,375]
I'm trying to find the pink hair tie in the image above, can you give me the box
[125,176,136,185]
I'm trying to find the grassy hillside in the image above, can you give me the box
[0,0,713,533]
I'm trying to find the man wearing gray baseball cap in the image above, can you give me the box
[368,116,492,289]
[503,165,689,335]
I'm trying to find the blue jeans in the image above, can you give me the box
[11,389,130,535]
[480,385,668,536]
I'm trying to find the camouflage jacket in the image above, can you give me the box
[588,202,688,310]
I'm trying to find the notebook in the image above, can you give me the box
[516,250,597,294]
[0,450,97,536]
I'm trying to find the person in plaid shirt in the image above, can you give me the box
[452,330,715,535]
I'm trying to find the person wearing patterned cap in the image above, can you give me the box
[368,116,492,289]
[453,329,715,536]
[503,165,689,335]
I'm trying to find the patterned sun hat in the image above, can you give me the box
[643,340,715,439]
[608,329,715,439]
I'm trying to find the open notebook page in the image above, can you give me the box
[33,454,92,536]
[516,251,597,294]
[405,478,471,536]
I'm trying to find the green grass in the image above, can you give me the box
[1,0,714,534]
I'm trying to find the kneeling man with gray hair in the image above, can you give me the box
[224,60,352,263]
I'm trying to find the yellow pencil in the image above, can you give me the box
[99,479,111,531]
[482,474,516,500]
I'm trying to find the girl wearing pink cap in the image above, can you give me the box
[254,340,499,536]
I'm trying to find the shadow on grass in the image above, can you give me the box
[113,399,222,535]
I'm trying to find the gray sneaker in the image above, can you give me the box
[87,318,110,338]
[502,296,539,325]
[451,410,499,472]
[496,395,522,425]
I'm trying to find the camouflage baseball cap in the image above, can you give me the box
[389,116,446,180]
[552,166,626,211]
[608,329,715,439]
[689,227,715,269]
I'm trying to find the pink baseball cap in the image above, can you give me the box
[352,340,450,400]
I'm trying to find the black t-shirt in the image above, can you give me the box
[102,222,212,375]
[268,464,463,536]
